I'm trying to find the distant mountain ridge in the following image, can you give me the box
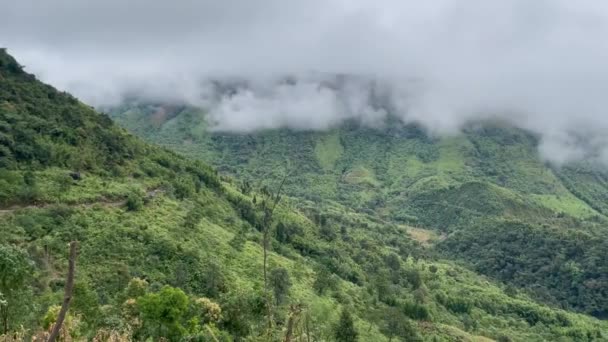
[110,102,608,318]
[109,103,608,224]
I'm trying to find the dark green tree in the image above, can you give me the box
[385,253,401,272]
[269,267,292,305]
[137,285,189,339]
[126,190,144,211]
[334,308,358,342]
[381,307,421,342]
[313,266,338,295]
[201,261,227,298]
[402,301,431,321]
[71,281,102,329]
[320,224,337,241]
[406,268,423,289]
[172,175,195,199]
[0,245,33,333]
[124,277,148,299]
[18,171,39,203]
[497,335,513,342]
[183,202,204,229]
[275,221,301,243]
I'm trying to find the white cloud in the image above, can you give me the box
[3,0,608,164]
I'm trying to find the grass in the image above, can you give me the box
[406,226,440,246]
[435,136,471,176]
[343,165,380,187]
[314,131,343,171]
[531,193,599,218]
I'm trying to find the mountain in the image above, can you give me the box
[108,103,608,319]
[1,49,607,341]
[109,104,608,222]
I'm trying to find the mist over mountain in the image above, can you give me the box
[0,0,608,164]
[3,0,608,164]
[4,1,608,337]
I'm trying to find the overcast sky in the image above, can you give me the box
[2,0,608,164]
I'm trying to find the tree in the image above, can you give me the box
[402,301,431,321]
[125,190,144,211]
[258,172,290,333]
[497,335,513,342]
[193,297,222,324]
[240,180,252,195]
[275,221,301,244]
[183,202,204,229]
[23,171,35,186]
[405,268,422,289]
[220,289,259,340]
[229,227,248,252]
[413,286,428,304]
[283,303,303,342]
[56,173,73,195]
[48,241,78,342]
[462,314,478,332]
[334,308,358,342]
[201,261,227,298]
[381,307,421,342]
[0,245,33,333]
[313,266,338,295]
[42,305,81,340]
[375,271,396,305]
[124,277,149,299]
[18,171,39,203]
[71,281,101,328]
[319,224,337,241]
[269,267,292,306]
[385,253,401,272]
[137,285,189,339]
[386,253,402,284]
[173,175,195,199]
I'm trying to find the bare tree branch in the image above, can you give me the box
[261,170,291,336]
[47,241,78,342]
[283,304,303,342]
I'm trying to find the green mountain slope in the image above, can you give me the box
[109,105,605,222]
[1,49,607,341]
[108,104,608,320]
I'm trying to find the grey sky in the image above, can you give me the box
[2,0,608,164]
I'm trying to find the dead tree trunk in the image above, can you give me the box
[261,172,290,336]
[1,304,8,333]
[283,304,303,342]
[47,241,78,342]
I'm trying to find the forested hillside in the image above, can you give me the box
[108,103,608,320]
[1,49,608,342]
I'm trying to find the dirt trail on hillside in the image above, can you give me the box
[0,198,126,216]
[0,188,165,216]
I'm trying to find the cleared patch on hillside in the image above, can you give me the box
[435,137,471,176]
[314,131,343,171]
[531,193,599,218]
[406,226,440,246]
[342,165,380,187]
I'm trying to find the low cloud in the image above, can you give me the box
[2,0,608,164]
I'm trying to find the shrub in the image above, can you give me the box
[126,191,144,211]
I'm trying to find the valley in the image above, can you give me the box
[1,49,607,341]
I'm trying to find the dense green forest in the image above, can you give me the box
[1,49,608,341]
[110,103,608,320]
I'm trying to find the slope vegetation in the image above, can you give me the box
[109,103,608,319]
[0,50,607,341]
